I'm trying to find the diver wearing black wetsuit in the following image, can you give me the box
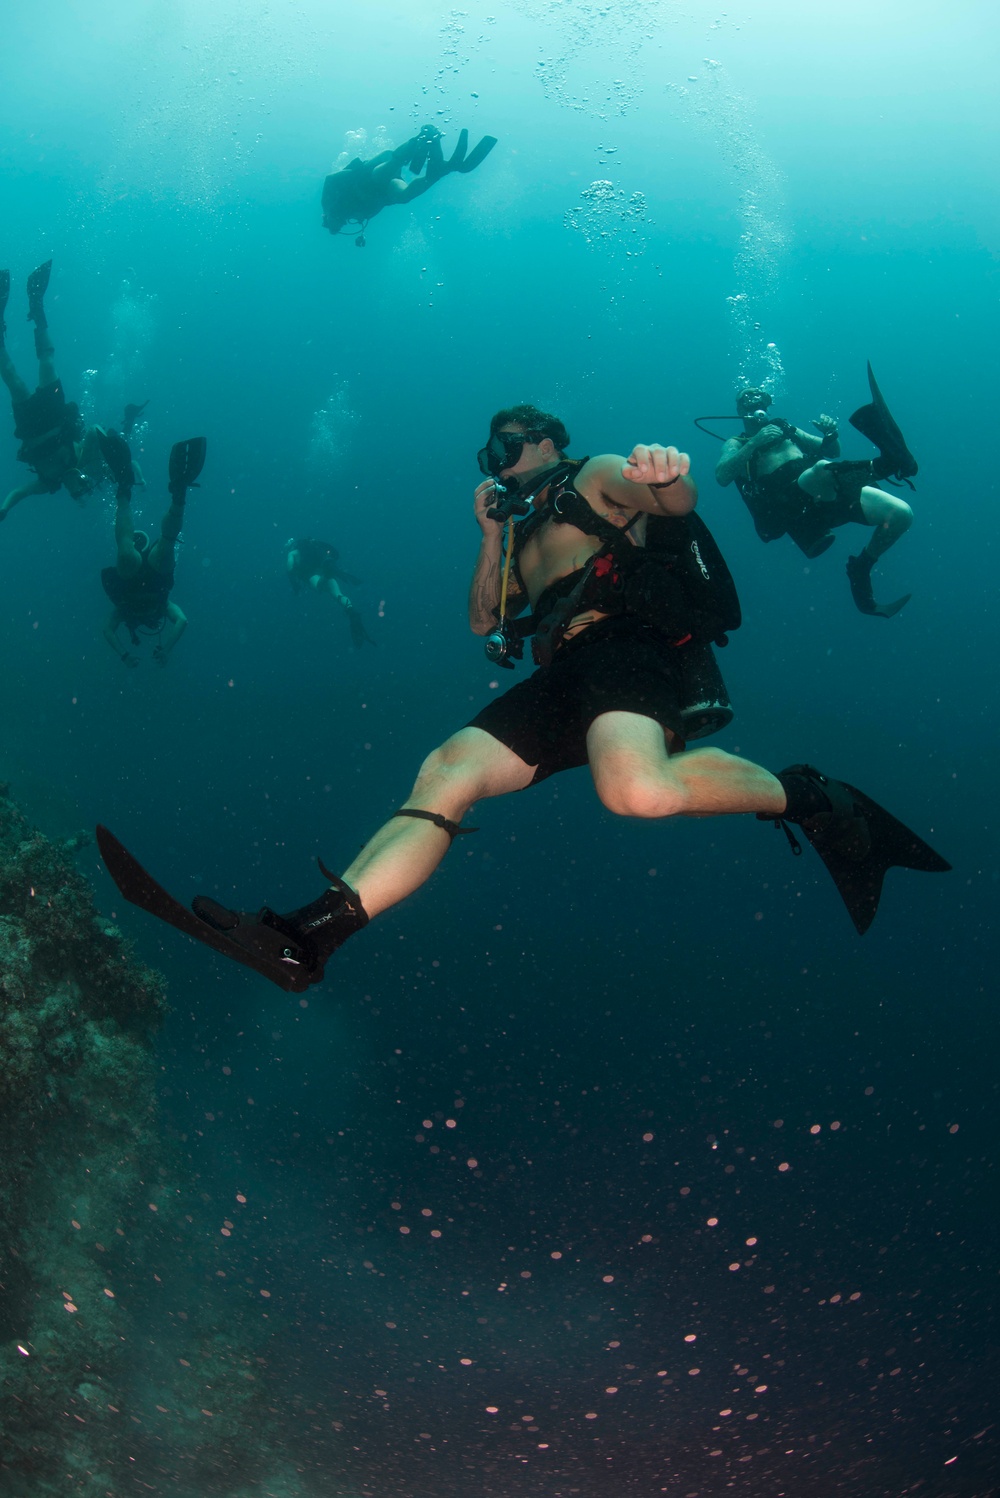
[321,125,497,245]
[715,373,917,617]
[285,537,372,647]
[0,261,106,523]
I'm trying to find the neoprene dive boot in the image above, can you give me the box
[95,823,369,994]
[192,875,369,990]
[762,764,950,934]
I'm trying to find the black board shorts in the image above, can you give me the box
[467,616,685,784]
[745,460,866,556]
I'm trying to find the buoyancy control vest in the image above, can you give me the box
[13,381,84,474]
[503,461,741,739]
[101,557,174,642]
[509,461,741,665]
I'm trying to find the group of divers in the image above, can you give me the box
[1,123,949,994]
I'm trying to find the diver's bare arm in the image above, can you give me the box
[585,451,696,516]
[790,419,840,459]
[715,436,748,486]
[469,535,504,634]
[788,428,825,456]
[155,603,187,661]
[103,609,135,665]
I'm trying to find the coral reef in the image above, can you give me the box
[0,787,321,1497]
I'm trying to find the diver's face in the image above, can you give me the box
[737,390,770,420]
[324,215,346,234]
[497,426,554,480]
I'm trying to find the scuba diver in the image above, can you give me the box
[97,407,950,994]
[321,124,497,245]
[0,260,107,523]
[285,536,373,648]
[710,365,918,617]
[100,430,206,668]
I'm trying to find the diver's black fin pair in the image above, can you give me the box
[849,362,917,485]
[764,765,950,934]
[846,553,910,619]
[168,436,207,497]
[98,428,137,492]
[426,129,498,182]
[26,259,52,325]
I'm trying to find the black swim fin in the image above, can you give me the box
[122,400,149,439]
[764,765,950,934]
[846,553,911,618]
[426,130,497,182]
[849,362,918,484]
[455,133,497,173]
[98,428,136,491]
[96,826,319,993]
[346,604,374,648]
[168,436,207,497]
[26,259,52,324]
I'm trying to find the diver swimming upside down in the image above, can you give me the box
[0,260,113,523]
[321,124,497,245]
[100,432,207,668]
[97,408,949,992]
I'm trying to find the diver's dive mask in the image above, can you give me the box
[477,428,539,479]
[736,389,772,424]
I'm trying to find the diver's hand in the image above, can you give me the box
[121,652,140,669]
[474,478,505,536]
[811,414,838,436]
[152,645,169,668]
[749,422,787,449]
[622,444,690,487]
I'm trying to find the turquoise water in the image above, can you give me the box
[1,1,998,1493]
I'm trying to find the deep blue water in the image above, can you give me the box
[2,1,998,1493]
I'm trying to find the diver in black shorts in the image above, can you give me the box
[713,370,917,617]
[97,406,950,991]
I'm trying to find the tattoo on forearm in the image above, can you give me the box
[470,553,501,626]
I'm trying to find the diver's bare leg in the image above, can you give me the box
[34,324,56,387]
[341,727,535,916]
[856,485,913,560]
[0,341,35,519]
[587,712,786,819]
[114,492,143,574]
[147,493,185,574]
[0,344,30,404]
[0,478,47,520]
